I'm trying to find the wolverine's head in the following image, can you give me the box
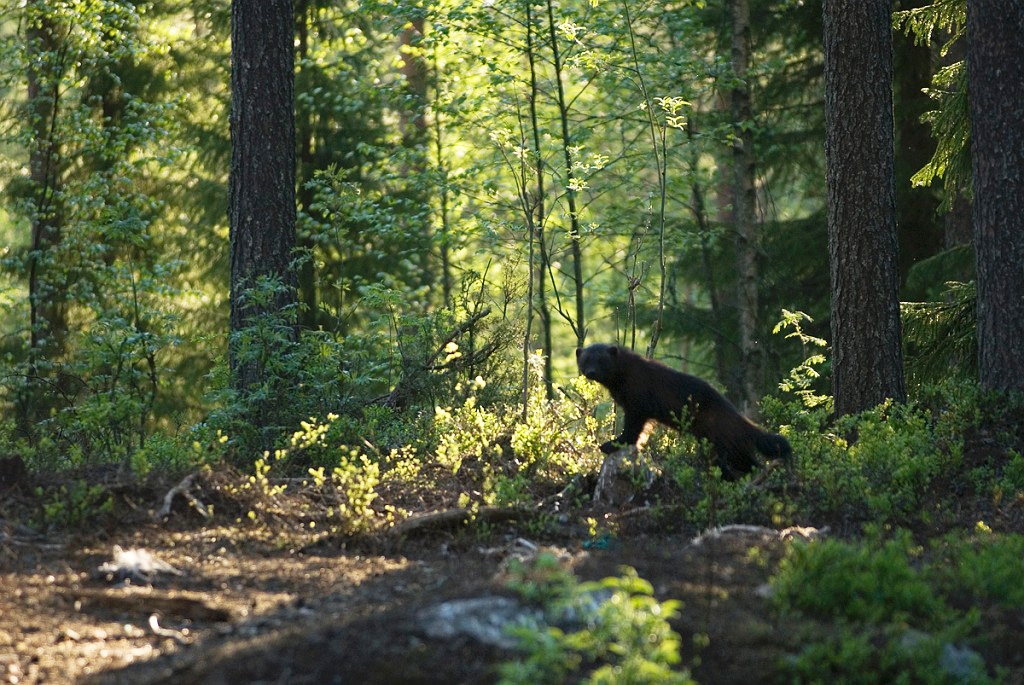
[575,343,619,385]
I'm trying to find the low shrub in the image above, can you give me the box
[499,553,694,685]
[772,529,997,685]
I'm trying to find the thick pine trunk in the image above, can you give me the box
[228,0,298,393]
[967,0,1024,393]
[823,0,906,416]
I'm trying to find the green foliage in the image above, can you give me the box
[45,302,182,462]
[35,479,113,529]
[308,451,385,535]
[893,0,970,209]
[230,413,410,534]
[678,332,973,532]
[650,369,984,534]
[994,452,1024,503]
[0,0,189,464]
[894,0,966,47]
[511,365,607,481]
[211,273,519,462]
[782,624,990,685]
[209,277,344,454]
[773,309,831,410]
[434,378,510,480]
[838,402,957,523]
[902,280,976,387]
[434,357,608,508]
[773,530,994,685]
[770,400,957,529]
[499,554,693,685]
[129,432,206,477]
[0,0,838,478]
[774,530,943,625]
[927,532,1024,609]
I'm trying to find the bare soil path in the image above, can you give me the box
[1,501,798,684]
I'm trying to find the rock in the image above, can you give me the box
[417,596,541,650]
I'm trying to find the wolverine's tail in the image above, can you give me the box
[755,431,791,460]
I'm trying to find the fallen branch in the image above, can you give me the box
[390,506,526,537]
[154,472,210,522]
[149,613,192,645]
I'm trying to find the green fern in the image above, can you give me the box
[893,0,970,209]
[901,280,976,386]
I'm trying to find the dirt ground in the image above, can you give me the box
[7,452,1024,685]
[0,469,812,685]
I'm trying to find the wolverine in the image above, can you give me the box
[576,343,790,479]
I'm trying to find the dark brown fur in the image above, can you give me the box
[576,343,790,479]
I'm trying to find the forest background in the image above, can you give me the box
[2,0,1002,460]
[1,0,1024,681]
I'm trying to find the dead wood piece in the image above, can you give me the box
[96,545,183,584]
[742,458,785,493]
[593,448,625,505]
[154,471,210,522]
[390,506,526,537]
[148,613,192,645]
[593,447,653,506]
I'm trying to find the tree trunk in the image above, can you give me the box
[730,0,760,414]
[229,0,298,391]
[294,0,320,330]
[893,0,942,288]
[525,1,554,397]
[967,0,1024,394]
[397,14,436,298]
[823,0,907,416]
[545,0,585,346]
[21,1,67,434]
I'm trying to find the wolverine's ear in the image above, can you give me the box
[609,346,618,357]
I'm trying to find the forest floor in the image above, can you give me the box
[0,466,1019,684]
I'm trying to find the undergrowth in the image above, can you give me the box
[771,526,1023,684]
[498,552,695,685]
[5,313,1024,683]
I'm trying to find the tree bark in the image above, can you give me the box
[294,0,319,330]
[525,1,554,398]
[730,0,760,414]
[823,0,907,416]
[967,0,1024,394]
[229,0,298,391]
[893,0,943,287]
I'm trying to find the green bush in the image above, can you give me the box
[927,532,1024,609]
[839,401,959,524]
[773,530,993,685]
[36,479,113,529]
[433,358,607,508]
[773,530,944,625]
[783,624,990,685]
[499,554,694,685]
